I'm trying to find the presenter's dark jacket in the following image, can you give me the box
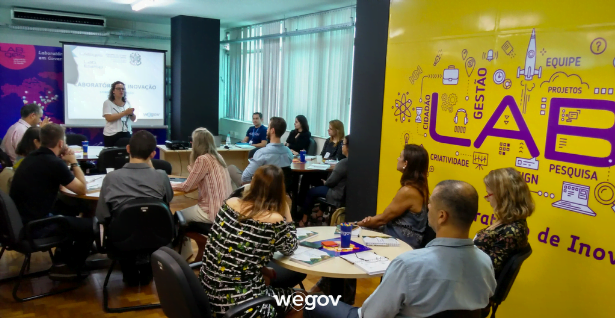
[285,130,312,153]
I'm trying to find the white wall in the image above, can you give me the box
[219,117,327,154]
[0,8,171,65]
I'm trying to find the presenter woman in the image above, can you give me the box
[103,81,136,147]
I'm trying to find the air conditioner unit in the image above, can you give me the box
[11,8,106,29]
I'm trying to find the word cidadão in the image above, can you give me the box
[274,293,342,311]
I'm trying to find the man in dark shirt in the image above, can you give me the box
[10,123,92,280]
[242,112,268,148]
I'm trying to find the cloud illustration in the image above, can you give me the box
[540,72,589,88]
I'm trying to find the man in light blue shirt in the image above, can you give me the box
[304,180,496,318]
[241,117,293,184]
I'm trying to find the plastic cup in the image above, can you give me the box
[340,223,352,248]
[81,140,89,156]
[300,150,306,163]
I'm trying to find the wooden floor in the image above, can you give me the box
[0,196,381,318]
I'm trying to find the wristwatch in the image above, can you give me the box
[70,163,79,171]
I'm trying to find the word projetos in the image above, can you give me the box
[274,293,342,311]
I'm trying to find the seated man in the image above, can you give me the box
[305,180,496,318]
[242,112,268,148]
[96,130,173,286]
[10,123,92,280]
[241,117,292,184]
[1,103,49,163]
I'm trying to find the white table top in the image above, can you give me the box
[70,146,104,160]
[157,144,254,153]
[272,226,413,279]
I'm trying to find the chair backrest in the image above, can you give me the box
[152,159,172,175]
[96,148,129,174]
[114,137,131,148]
[281,166,293,194]
[330,207,346,226]
[307,137,317,155]
[106,198,175,254]
[65,134,88,146]
[0,147,12,169]
[0,167,15,195]
[491,244,533,304]
[248,147,259,159]
[427,309,481,318]
[420,226,437,248]
[0,190,24,247]
[152,246,212,318]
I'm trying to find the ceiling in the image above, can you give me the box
[0,0,356,28]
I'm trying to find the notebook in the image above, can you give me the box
[85,175,104,192]
[290,247,333,266]
[306,164,330,170]
[296,228,318,242]
[362,236,400,247]
[340,251,391,275]
[334,225,362,237]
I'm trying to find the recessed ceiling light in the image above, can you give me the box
[131,0,155,11]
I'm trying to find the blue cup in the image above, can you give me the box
[82,140,89,156]
[340,223,352,248]
[300,150,306,163]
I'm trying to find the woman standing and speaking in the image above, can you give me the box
[103,81,136,147]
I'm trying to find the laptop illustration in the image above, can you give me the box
[552,182,596,216]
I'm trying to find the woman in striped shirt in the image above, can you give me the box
[173,128,233,242]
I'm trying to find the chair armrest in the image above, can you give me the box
[175,210,187,228]
[223,296,284,318]
[25,216,71,250]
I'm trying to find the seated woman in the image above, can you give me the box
[285,115,312,155]
[299,135,349,227]
[320,120,345,160]
[172,128,233,257]
[475,167,533,277]
[1,127,41,193]
[358,144,432,249]
[14,126,41,169]
[200,165,303,318]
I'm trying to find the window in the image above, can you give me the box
[220,7,356,137]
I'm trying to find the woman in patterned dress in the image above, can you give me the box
[199,165,304,318]
[474,167,534,277]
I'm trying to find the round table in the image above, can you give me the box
[60,175,193,200]
[273,226,413,279]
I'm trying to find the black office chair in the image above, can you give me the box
[0,191,81,302]
[0,146,13,170]
[307,137,317,156]
[65,134,88,146]
[96,147,130,174]
[428,310,481,318]
[487,244,532,318]
[114,137,131,148]
[152,246,285,318]
[282,166,294,196]
[248,147,260,159]
[152,159,172,175]
[96,197,185,313]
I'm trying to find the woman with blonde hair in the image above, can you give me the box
[200,165,304,318]
[173,128,233,224]
[320,120,345,160]
[474,167,534,277]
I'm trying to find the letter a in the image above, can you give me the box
[474,95,540,158]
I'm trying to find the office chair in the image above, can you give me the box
[307,137,317,155]
[65,134,88,146]
[152,246,285,318]
[96,197,185,313]
[427,310,481,318]
[0,191,81,302]
[248,147,260,159]
[152,159,172,175]
[96,147,129,174]
[487,244,533,318]
[0,147,13,171]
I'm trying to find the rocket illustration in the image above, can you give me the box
[517,28,542,80]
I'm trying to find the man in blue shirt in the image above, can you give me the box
[304,180,496,318]
[242,112,268,148]
[241,117,292,184]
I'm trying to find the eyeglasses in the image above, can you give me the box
[115,87,125,91]
[484,193,494,200]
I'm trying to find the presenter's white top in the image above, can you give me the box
[102,100,133,136]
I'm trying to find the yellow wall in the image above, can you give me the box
[379,1,615,317]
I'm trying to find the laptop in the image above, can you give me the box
[552,182,596,216]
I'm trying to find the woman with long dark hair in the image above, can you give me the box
[102,81,136,147]
[358,144,433,248]
[13,126,41,169]
[285,115,312,155]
